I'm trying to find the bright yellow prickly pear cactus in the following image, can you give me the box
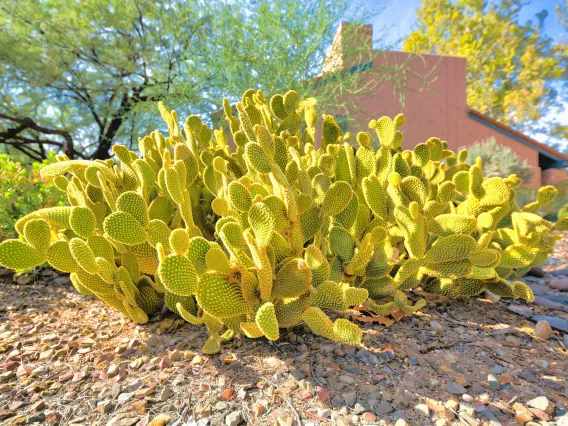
[1,88,564,354]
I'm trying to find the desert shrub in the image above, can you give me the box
[0,90,566,354]
[0,153,64,240]
[461,137,534,183]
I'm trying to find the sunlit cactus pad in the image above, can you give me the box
[1,89,566,354]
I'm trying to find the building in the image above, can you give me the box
[318,22,568,188]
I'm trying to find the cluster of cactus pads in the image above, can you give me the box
[1,89,567,354]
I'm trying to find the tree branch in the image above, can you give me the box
[0,112,75,159]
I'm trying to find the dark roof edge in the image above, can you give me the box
[467,108,568,164]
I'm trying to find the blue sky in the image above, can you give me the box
[365,0,567,149]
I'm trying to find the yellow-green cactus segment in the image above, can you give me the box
[240,321,264,338]
[329,225,356,262]
[0,239,45,270]
[211,197,229,217]
[394,204,427,258]
[147,219,171,249]
[423,234,477,264]
[103,211,147,245]
[322,181,353,216]
[70,272,94,295]
[263,195,289,232]
[420,259,473,279]
[271,258,312,298]
[123,301,149,324]
[148,196,174,223]
[136,285,162,315]
[249,202,275,248]
[169,228,190,256]
[132,242,158,275]
[187,236,213,275]
[96,257,117,283]
[196,272,246,319]
[270,232,294,264]
[429,214,477,236]
[370,116,395,148]
[362,176,386,220]
[480,177,509,207]
[312,281,346,311]
[512,281,534,302]
[69,207,97,239]
[15,206,73,235]
[115,266,140,304]
[468,249,501,268]
[40,159,114,181]
[23,219,51,254]
[499,244,539,268]
[484,278,516,298]
[120,250,140,282]
[300,206,323,244]
[255,302,280,340]
[322,115,341,147]
[175,302,204,325]
[165,291,196,316]
[345,232,375,275]
[273,296,309,327]
[554,217,568,232]
[46,241,79,273]
[362,276,396,298]
[165,167,184,204]
[393,290,425,314]
[342,283,368,307]
[228,181,252,212]
[245,142,272,173]
[301,307,337,341]
[400,176,427,207]
[244,231,273,302]
[204,247,231,274]
[116,191,149,227]
[158,252,198,296]
[69,238,99,274]
[87,235,114,264]
[333,319,362,345]
[202,336,222,355]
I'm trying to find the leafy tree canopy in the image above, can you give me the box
[1,0,393,160]
[404,0,567,141]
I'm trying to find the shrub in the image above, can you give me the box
[0,153,64,240]
[1,90,566,354]
[461,137,534,183]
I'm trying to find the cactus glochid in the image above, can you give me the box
[1,89,565,354]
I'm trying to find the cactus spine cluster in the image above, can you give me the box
[1,89,566,354]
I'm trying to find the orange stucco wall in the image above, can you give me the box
[319,24,566,188]
[542,168,568,185]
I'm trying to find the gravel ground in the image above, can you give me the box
[0,233,566,426]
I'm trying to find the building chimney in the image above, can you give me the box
[322,22,373,74]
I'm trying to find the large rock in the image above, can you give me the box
[550,278,568,291]
[534,320,554,339]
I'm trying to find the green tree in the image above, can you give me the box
[0,0,410,161]
[403,0,567,140]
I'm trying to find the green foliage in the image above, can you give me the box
[460,137,534,183]
[404,0,567,140]
[0,0,402,161]
[0,153,64,239]
[2,89,563,354]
